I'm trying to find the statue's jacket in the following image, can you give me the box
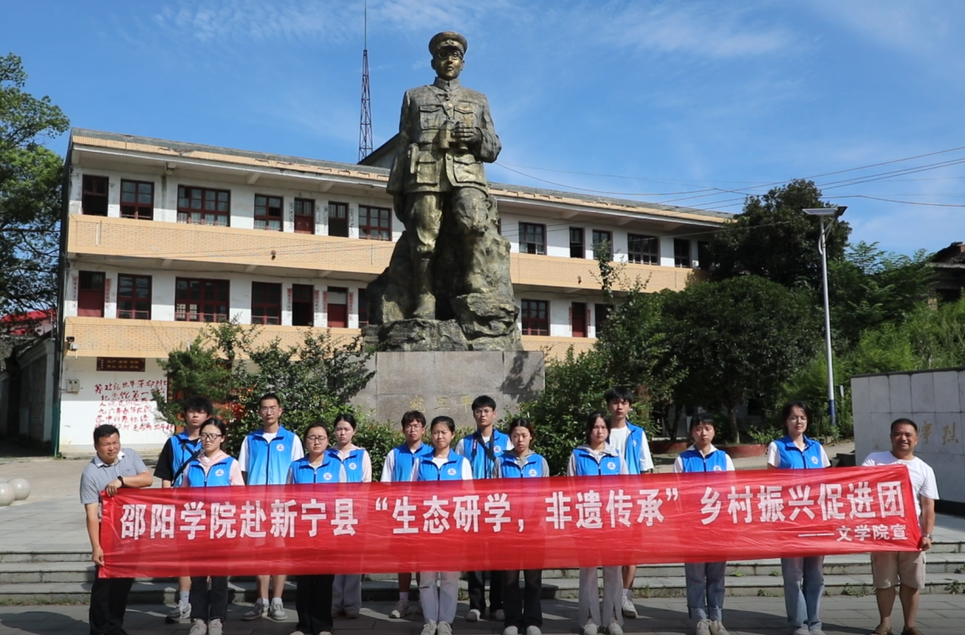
[387,77,501,196]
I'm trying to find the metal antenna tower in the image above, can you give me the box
[358,0,373,161]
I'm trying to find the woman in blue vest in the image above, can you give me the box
[567,412,628,635]
[673,413,735,635]
[288,423,345,635]
[497,418,549,635]
[328,413,371,620]
[183,417,243,635]
[767,402,831,635]
[413,415,472,635]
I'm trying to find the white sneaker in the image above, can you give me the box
[466,608,481,622]
[792,628,810,635]
[608,619,624,635]
[188,618,207,635]
[421,621,438,635]
[696,618,713,635]
[710,621,730,635]
[243,598,268,621]
[208,618,223,635]
[621,595,637,618]
[437,622,453,635]
[166,602,191,623]
[503,627,519,635]
[526,626,542,635]
[808,629,826,635]
[583,620,599,635]
[270,600,288,621]
[390,599,409,619]
[493,609,506,621]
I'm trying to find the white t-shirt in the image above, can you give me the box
[861,451,939,518]
[608,426,631,456]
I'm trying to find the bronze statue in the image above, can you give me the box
[365,31,521,351]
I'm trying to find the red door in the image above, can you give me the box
[327,287,348,327]
[571,302,587,337]
[78,271,105,317]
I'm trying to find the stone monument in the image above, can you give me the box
[363,31,522,352]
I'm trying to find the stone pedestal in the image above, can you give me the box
[351,350,544,423]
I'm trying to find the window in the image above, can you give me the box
[592,230,613,260]
[357,288,369,327]
[78,271,105,317]
[521,299,549,336]
[120,180,154,220]
[571,302,587,337]
[116,274,151,320]
[359,205,391,240]
[294,198,315,234]
[327,287,348,327]
[628,234,659,265]
[291,284,314,327]
[519,223,546,255]
[254,194,283,231]
[328,202,349,237]
[569,227,585,259]
[82,175,109,216]
[674,238,692,268]
[175,278,229,322]
[697,241,710,269]
[251,282,282,324]
[595,303,611,334]
[177,186,230,226]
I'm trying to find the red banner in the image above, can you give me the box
[100,466,921,578]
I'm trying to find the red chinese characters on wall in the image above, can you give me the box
[93,378,169,431]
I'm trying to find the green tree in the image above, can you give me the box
[708,180,850,290]
[662,275,819,442]
[0,53,69,323]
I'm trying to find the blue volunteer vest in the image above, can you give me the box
[498,452,548,478]
[289,455,344,484]
[773,435,825,470]
[415,451,468,482]
[169,432,201,487]
[327,447,367,483]
[457,429,511,479]
[389,443,433,482]
[677,447,731,473]
[619,423,648,475]
[570,447,623,476]
[244,426,298,485]
[184,456,237,487]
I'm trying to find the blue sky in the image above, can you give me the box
[7,0,965,255]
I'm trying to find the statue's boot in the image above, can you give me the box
[412,258,436,318]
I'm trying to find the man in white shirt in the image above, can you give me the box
[861,418,939,635]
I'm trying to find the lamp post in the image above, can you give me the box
[803,206,846,432]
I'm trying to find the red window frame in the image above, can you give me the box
[254,194,283,231]
[251,282,282,325]
[520,223,546,255]
[177,186,230,226]
[592,230,613,261]
[628,234,659,265]
[294,198,315,234]
[175,278,230,322]
[78,271,106,317]
[328,202,349,237]
[569,227,585,259]
[120,180,154,220]
[358,205,391,241]
[82,175,109,216]
[291,283,314,326]
[116,274,152,320]
[521,299,549,336]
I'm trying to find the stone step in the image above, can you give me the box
[4,573,965,605]
[5,552,965,585]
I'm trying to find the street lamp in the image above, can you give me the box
[803,206,846,432]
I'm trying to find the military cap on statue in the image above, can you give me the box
[428,31,468,56]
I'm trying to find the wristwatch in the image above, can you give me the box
[117,476,125,488]
[923,533,933,539]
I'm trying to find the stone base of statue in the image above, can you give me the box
[351,350,544,422]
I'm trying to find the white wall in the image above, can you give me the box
[852,369,965,504]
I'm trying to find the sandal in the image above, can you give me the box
[900,628,923,635]
[872,626,892,635]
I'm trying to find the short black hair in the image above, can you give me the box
[604,386,634,405]
[200,417,228,439]
[471,395,497,411]
[690,412,716,431]
[182,396,214,415]
[305,421,332,439]
[585,411,610,443]
[334,412,358,430]
[430,415,456,433]
[401,410,426,429]
[780,401,810,425]
[93,424,120,443]
[508,417,535,439]
[259,392,282,408]
[891,418,918,434]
